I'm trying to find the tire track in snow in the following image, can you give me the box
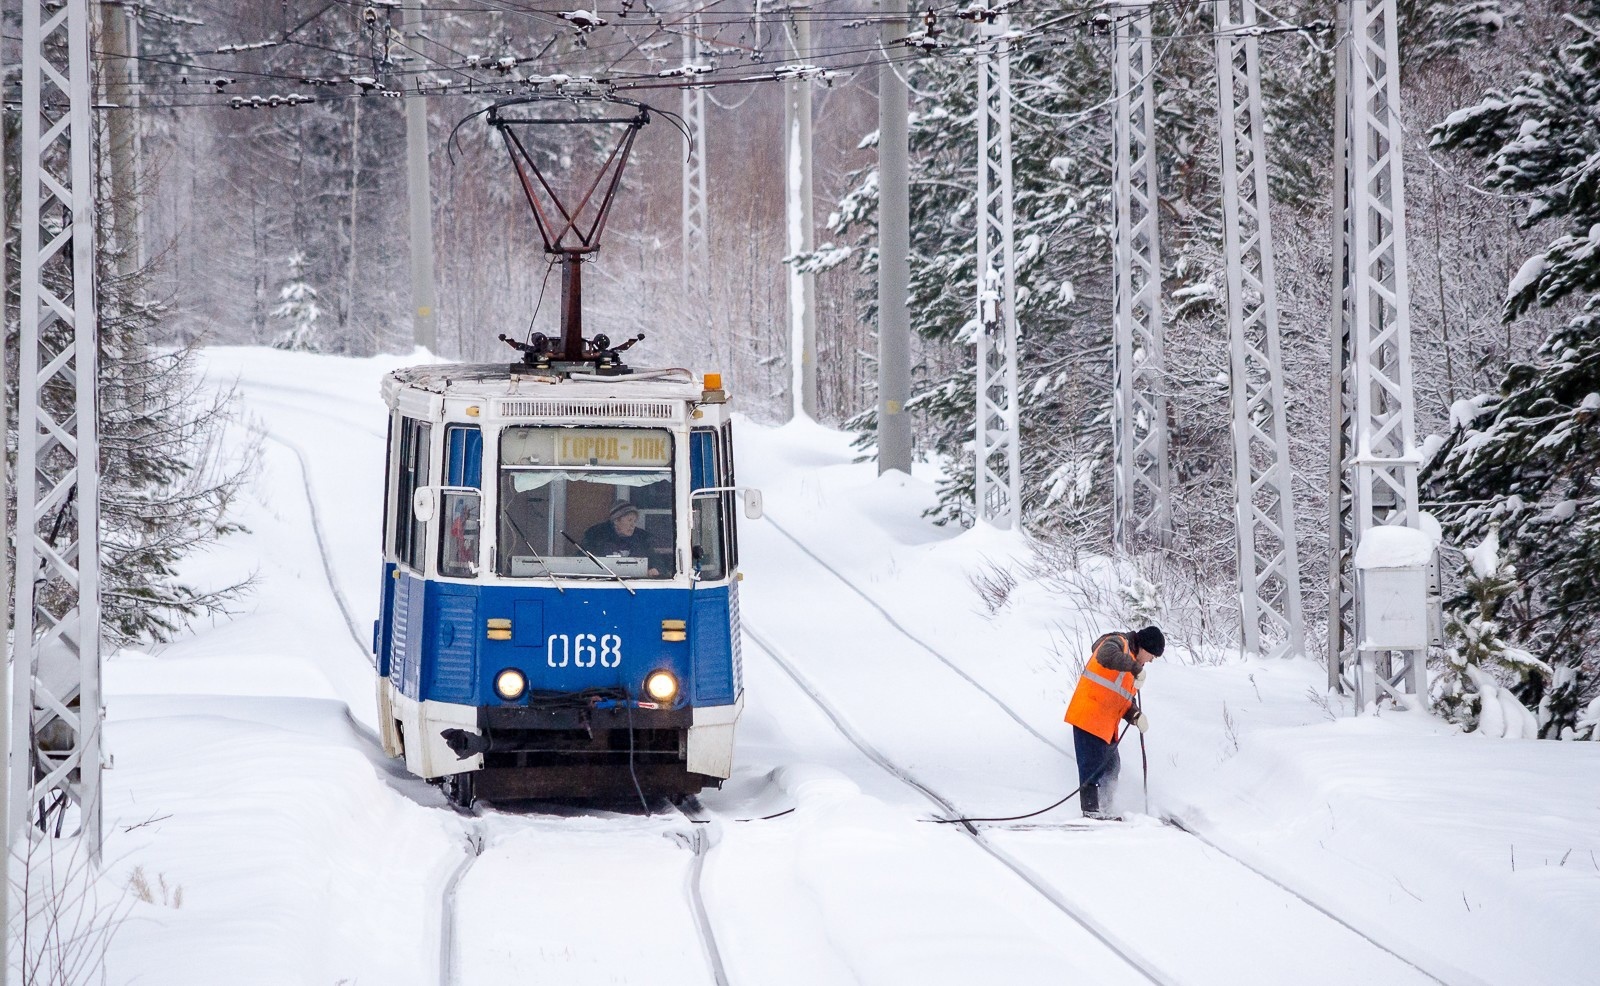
[743,623,1176,986]
[761,514,1467,986]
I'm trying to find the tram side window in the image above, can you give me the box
[393,417,432,572]
[438,425,482,579]
[380,415,397,557]
[444,425,483,489]
[438,491,481,578]
[690,429,726,581]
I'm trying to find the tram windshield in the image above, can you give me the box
[497,426,676,579]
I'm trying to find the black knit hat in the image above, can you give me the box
[609,501,640,521]
[1135,625,1165,657]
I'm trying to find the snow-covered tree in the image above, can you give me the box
[3,66,255,649]
[1426,4,1600,735]
[271,252,323,352]
[804,19,1128,536]
[1429,1,1600,317]
[1436,528,1553,731]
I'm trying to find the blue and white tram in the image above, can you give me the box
[373,362,754,806]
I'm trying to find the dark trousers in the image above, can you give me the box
[1072,725,1120,817]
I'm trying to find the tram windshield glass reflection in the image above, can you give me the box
[497,426,675,578]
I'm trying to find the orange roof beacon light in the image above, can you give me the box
[701,372,728,404]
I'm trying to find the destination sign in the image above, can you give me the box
[502,427,673,468]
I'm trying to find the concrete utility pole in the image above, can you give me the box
[785,2,818,420]
[876,0,912,474]
[99,1,141,280]
[1110,1,1171,550]
[973,14,1021,528]
[14,0,104,860]
[681,17,709,293]
[1214,0,1305,659]
[403,1,439,353]
[1328,0,1426,708]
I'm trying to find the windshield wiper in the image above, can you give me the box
[505,513,565,594]
[561,530,637,596]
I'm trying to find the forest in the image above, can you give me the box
[6,0,1597,739]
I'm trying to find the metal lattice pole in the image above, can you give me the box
[1111,1,1170,550]
[974,14,1021,529]
[1214,0,1305,658]
[1331,0,1425,707]
[12,0,103,857]
[1328,0,1357,690]
[681,20,709,291]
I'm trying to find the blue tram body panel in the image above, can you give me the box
[388,572,741,709]
[375,561,397,678]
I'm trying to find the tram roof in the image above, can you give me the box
[384,362,707,404]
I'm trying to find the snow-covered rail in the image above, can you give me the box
[763,517,1070,756]
[440,805,732,984]
[675,803,734,986]
[743,623,1177,986]
[441,822,486,985]
[261,428,372,663]
[758,515,1465,986]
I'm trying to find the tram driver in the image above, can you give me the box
[582,501,664,576]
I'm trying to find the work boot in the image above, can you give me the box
[1080,784,1103,818]
[1080,784,1121,821]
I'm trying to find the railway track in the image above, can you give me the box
[273,413,734,986]
[676,801,734,986]
[439,803,731,985]
[743,623,1178,985]
[263,372,1459,985]
[755,514,1467,986]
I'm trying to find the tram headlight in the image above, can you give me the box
[494,668,527,701]
[644,670,679,704]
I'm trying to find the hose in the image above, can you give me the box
[929,722,1130,825]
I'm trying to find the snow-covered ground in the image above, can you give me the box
[80,348,1599,985]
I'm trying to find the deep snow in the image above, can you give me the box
[64,348,1600,985]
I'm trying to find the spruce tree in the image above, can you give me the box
[272,252,323,352]
[804,17,1120,536]
[3,68,255,649]
[1426,3,1600,736]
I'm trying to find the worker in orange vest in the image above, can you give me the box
[1064,626,1164,819]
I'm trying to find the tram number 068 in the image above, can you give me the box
[546,633,622,668]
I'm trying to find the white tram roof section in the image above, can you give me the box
[382,363,720,424]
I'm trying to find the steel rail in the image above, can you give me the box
[441,821,486,986]
[763,516,1070,756]
[742,623,1175,986]
[260,430,373,663]
[674,802,733,986]
[761,512,1465,986]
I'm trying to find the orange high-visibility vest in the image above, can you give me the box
[1064,632,1140,743]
